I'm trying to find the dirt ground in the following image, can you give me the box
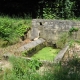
[0,39,31,72]
[0,39,31,58]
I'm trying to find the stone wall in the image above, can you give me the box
[27,19,80,44]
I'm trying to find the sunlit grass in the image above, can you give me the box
[32,47,60,61]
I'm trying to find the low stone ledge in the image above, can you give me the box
[15,38,46,56]
[17,38,45,52]
[53,45,69,63]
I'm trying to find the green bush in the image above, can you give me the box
[53,57,80,80]
[69,27,79,36]
[3,56,80,80]
[3,56,42,80]
[43,7,56,19]
[0,16,31,46]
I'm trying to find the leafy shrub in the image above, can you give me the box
[0,16,31,46]
[43,7,56,19]
[69,27,79,36]
[28,59,42,71]
[3,56,80,80]
[3,56,42,80]
[53,57,80,80]
[68,27,79,40]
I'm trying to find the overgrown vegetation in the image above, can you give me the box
[56,32,68,49]
[0,0,80,19]
[38,0,79,19]
[69,27,79,40]
[0,4,80,79]
[3,56,43,80]
[56,27,79,49]
[53,57,80,80]
[1,55,80,80]
[0,16,31,47]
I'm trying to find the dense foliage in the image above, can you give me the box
[0,0,80,19]
[2,56,80,80]
[3,56,43,80]
[0,16,31,46]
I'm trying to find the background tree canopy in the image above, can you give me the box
[0,0,80,19]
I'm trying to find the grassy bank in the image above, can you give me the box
[1,56,80,80]
[0,16,31,47]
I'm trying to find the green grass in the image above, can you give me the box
[2,56,80,80]
[32,47,60,61]
[0,70,3,80]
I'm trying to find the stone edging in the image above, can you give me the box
[53,45,69,63]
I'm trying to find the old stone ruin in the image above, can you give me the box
[1,19,80,71]
[3,19,80,62]
[26,19,80,45]
[17,19,80,63]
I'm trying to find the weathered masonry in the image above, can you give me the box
[27,19,80,44]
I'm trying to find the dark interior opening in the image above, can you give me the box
[40,22,42,25]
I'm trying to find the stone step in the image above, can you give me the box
[18,38,45,52]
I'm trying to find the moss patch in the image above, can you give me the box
[32,47,60,61]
